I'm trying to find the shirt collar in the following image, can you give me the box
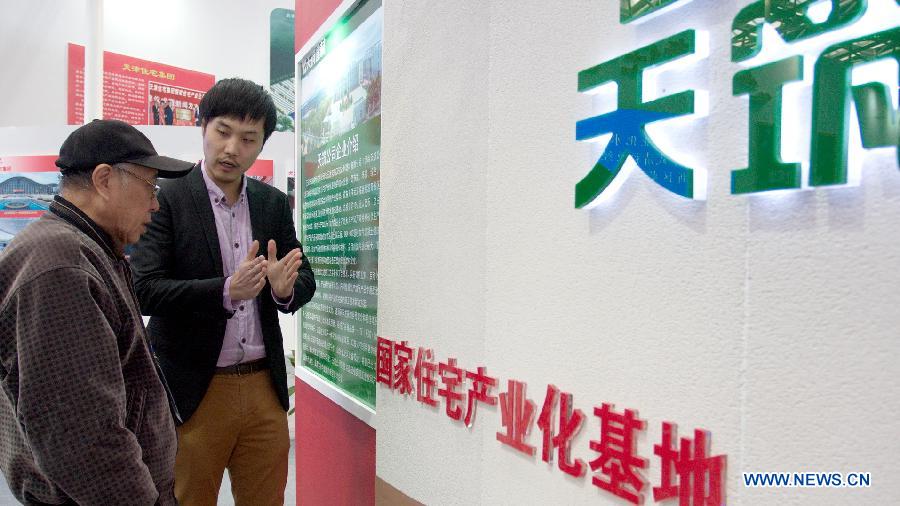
[49,195,120,259]
[200,160,246,206]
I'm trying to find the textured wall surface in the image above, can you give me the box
[377,1,900,504]
[376,1,492,504]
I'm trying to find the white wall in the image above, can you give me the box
[0,1,91,126]
[378,2,490,504]
[102,0,287,91]
[377,1,900,505]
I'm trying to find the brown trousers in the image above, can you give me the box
[174,370,289,506]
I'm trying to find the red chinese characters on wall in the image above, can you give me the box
[393,340,414,394]
[414,347,439,407]
[497,379,536,456]
[464,366,497,427]
[437,357,466,421]
[654,423,726,506]
[590,403,648,504]
[537,384,587,478]
[377,336,728,505]
[376,336,393,386]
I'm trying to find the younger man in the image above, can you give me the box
[132,78,315,505]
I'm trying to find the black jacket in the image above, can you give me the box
[131,165,315,422]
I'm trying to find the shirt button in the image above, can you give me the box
[232,213,235,217]
[234,243,239,248]
[239,305,244,311]
[215,198,219,203]
[241,338,246,343]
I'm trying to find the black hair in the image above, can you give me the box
[199,78,277,142]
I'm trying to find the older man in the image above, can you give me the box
[0,120,192,505]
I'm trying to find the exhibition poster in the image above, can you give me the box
[103,50,214,126]
[67,43,85,125]
[271,8,296,133]
[298,0,383,408]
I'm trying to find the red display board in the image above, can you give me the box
[246,159,274,186]
[103,51,214,126]
[0,156,58,174]
[67,44,85,125]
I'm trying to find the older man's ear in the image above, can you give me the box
[89,163,116,201]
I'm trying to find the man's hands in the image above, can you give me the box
[228,239,304,302]
[230,240,267,301]
[266,239,303,300]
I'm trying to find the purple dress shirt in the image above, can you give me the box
[201,163,291,367]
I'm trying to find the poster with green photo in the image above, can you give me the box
[297,0,382,408]
[270,8,295,132]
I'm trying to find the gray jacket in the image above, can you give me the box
[0,197,177,505]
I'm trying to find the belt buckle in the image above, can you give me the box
[236,362,250,376]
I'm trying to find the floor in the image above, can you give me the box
[375,476,422,506]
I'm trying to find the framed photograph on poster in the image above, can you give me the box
[0,156,59,252]
[295,0,382,424]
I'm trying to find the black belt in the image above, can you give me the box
[215,358,269,376]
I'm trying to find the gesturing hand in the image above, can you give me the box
[266,239,303,300]
[230,240,267,301]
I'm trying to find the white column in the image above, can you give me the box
[84,0,104,121]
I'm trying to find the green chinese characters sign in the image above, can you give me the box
[731,1,899,193]
[577,0,900,207]
[298,0,383,408]
[620,0,685,24]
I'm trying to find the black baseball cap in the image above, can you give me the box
[56,119,193,178]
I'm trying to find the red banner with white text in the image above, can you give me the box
[67,43,85,125]
[103,51,214,126]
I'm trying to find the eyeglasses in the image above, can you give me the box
[118,166,161,198]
